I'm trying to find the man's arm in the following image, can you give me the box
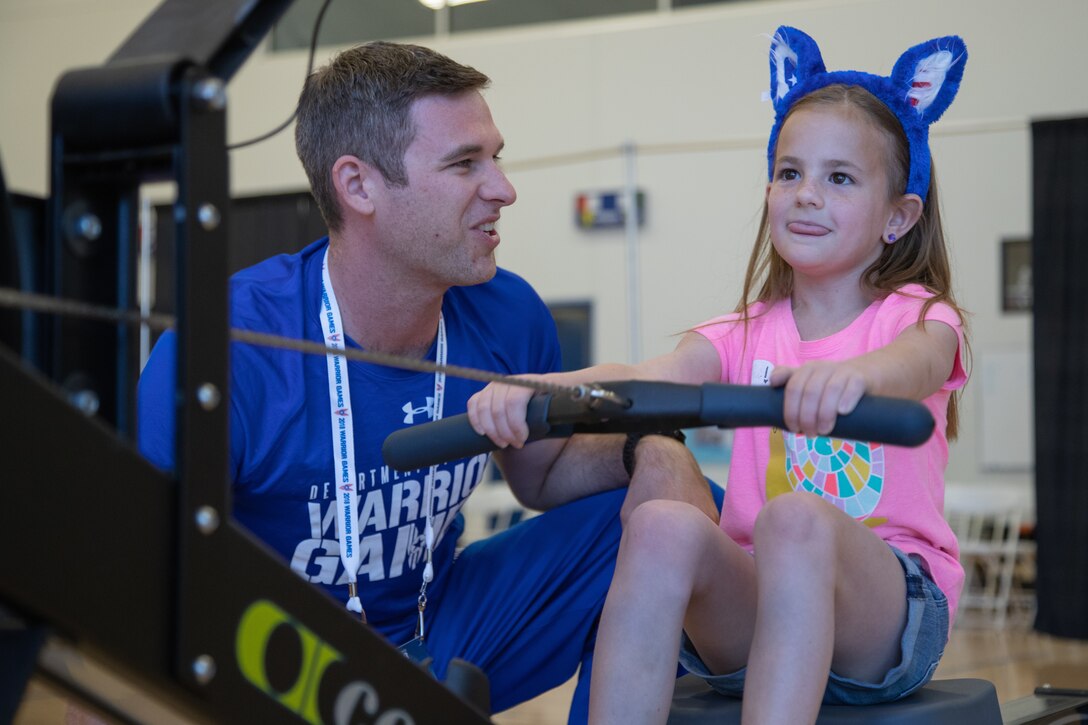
[493,433,625,510]
[496,430,719,524]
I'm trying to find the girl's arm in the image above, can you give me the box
[469,332,722,510]
[770,320,960,437]
[467,331,721,449]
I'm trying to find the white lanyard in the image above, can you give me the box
[320,248,445,624]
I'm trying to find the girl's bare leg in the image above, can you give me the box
[741,492,908,725]
[589,499,758,725]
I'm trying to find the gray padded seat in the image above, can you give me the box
[668,675,1002,724]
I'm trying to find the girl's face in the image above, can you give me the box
[767,105,900,286]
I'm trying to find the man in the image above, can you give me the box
[138,41,716,722]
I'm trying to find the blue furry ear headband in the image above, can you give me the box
[766,26,967,201]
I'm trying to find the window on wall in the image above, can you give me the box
[273,0,748,51]
[273,0,435,49]
[671,0,740,6]
[548,301,593,372]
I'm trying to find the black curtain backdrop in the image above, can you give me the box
[0,152,21,353]
[1032,117,1088,639]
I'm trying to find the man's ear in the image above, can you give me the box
[332,155,378,217]
[884,193,924,243]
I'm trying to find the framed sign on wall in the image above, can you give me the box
[1001,238,1032,313]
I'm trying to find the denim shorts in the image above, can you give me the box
[677,546,949,706]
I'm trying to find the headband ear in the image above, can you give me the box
[768,26,825,111]
[890,35,968,124]
[764,27,967,201]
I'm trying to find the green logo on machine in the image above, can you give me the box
[235,599,415,725]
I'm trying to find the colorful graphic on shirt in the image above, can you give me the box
[765,429,887,523]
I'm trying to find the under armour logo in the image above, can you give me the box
[402,397,435,424]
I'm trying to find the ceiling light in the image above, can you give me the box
[418,0,488,9]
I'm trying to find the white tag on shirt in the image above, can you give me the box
[752,359,774,386]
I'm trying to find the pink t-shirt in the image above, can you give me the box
[695,284,967,620]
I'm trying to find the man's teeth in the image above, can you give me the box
[479,223,495,233]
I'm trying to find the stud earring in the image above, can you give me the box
[886,233,897,243]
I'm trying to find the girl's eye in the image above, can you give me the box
[778,168,799,181]
[830,172,852,185]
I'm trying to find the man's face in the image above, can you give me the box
[374,91,517,290]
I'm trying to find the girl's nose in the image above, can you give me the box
[795,177,822,207]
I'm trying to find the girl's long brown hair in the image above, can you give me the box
[738,84,969,438]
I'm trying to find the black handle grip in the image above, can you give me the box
[382,382,936,471]
[699,384,935,447]
[382,396,568,471]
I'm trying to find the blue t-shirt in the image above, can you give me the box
[137,238,561,642]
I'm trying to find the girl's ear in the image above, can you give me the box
[332,155,378,217]
[885,193,924,243]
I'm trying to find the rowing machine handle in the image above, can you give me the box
[382,383,934,471]
[700,384,935,448]
[382,395,573,471]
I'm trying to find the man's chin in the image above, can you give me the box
[456,260,498,288]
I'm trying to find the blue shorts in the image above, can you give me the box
[678,546,949,706]
[425,486,625,722]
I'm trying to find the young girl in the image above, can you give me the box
[469,27,968,724]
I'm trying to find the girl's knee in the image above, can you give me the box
[754,491,837,549]
[627,498,710,530]
[622,499,715,564]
